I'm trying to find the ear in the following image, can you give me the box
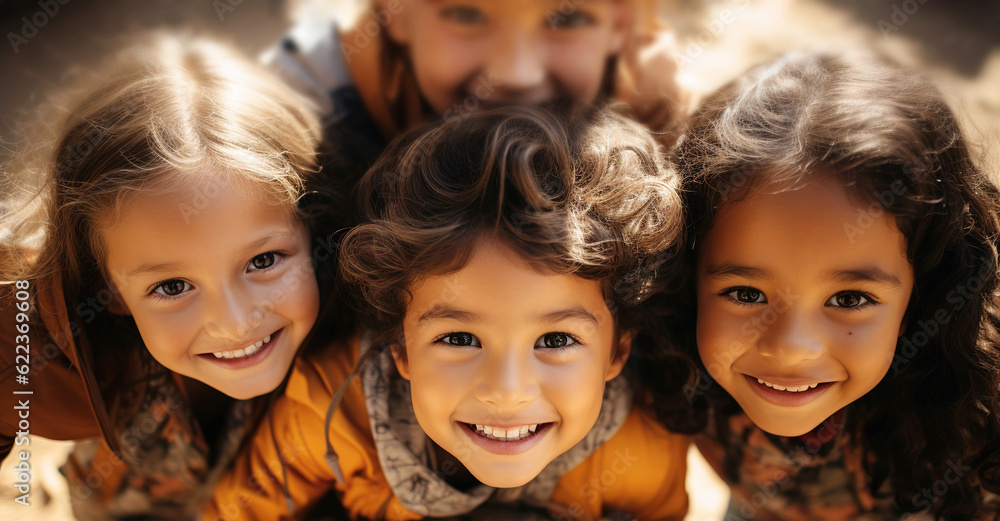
[605,329,635,381]
[606,0,631,56]
[898,318,908,337]
[390,343,410,380]
[380,0,411,45]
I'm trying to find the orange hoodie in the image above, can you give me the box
[206,334,691,521]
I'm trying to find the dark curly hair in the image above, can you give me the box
[338,104,696,428]
[670,52,1000,518]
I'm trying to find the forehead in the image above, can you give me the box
[699,178,910,275]
[100,175,300,264]
[411,0,619,16]
[406,239,611,321]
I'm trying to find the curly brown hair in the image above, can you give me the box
[671,53,1000,518]
[339,104,694,424]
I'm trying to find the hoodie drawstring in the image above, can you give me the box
[274,342,384,515]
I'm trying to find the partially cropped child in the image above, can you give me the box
[0,34,343,519]
[671,53,1000,519]
[266,0,688,194]
[206,105,692,520]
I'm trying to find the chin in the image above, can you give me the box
[746,412,821,438]
[467,465,536,489]
[222,377,281,400]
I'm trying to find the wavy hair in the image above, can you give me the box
[671,53,1000,518]
[0,32,338,440]
[339,104,695,427]
[3,33,325,286]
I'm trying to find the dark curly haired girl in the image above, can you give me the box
[208,105,694,520]
[672,52,1000,519]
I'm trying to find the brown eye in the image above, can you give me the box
[441,6,485,25]
[154,280,190,297]
[726,287,766,304]
[828,292,871,308]
[250,252,275,271]
[440,333,479,347]
[536,333,577,349]
[547,11,595,30]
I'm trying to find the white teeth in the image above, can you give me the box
[211,333,274,359]
[757,378,820,393]
[473,424,542,441]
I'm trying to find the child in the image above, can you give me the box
[206,105,692,520]
[672,53,1000,519]
[266,0,687,195]
[0,33,341,519]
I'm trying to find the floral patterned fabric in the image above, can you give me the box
[62,365,253,520]
[696,409,1000,520]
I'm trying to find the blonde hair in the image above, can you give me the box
[2,32,321,301]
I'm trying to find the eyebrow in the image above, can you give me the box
[127,262,187,278]
[416,305,599,325]
[704,263,772,280]
[540,307,599,325]
[417,305,480,324]
[240,233,296,258]
[704,263,902,287]
[126,233,296,278]
[829,267,902,287]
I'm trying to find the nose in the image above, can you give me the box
[203,282,265,341]
[484,28,548,102]
[474,346,540,410]
[756,307,825,365]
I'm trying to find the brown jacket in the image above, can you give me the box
[0,275,109,460]
[0,274,260,520]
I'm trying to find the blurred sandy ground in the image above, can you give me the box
[0,0,996,519]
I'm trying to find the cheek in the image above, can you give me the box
[547,39,612,99]
[409,35,482,101]
[290,274,321,323]
[131,308,195,348]
[408,358,469,412]
[274,257,321,323]
[132,314,197,368]
[540,358,606,417]
[697,303,736,357]
[838,321,898,389]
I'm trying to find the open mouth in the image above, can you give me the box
[211,333,273,359]
[463,422,552,442]
[744,374,834,405]
[200,328,283,366]
[754,378,820,393]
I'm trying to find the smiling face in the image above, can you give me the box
[695,177,914,437]
[383,0,628,115]
[397,238,630,488]
[102,175,320,400]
